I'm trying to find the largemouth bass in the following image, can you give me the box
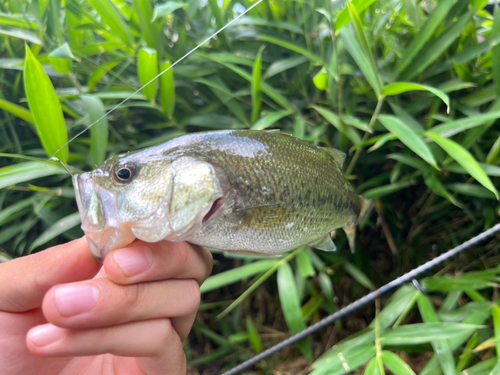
[72,130,373,262]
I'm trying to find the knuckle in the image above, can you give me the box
[122,283,143,308]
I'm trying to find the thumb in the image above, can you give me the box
[0,237,101,312]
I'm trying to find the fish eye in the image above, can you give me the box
[113,162,137,184]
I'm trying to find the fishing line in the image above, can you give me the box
[50,0,264,159]
[221,222,500,375]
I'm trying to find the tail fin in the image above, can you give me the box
[342,196,374,253]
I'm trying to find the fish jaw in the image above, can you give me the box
[72,173,135,262]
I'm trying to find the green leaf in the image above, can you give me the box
[493,4,500,96]
[339,28,382,98]
[398,9,475,81]
[88,0,134,45]
[0,12,39,29]
[381,351,416,375]
[0,162,69,189]
[313,67,328,91]
[422,276,496,291]
[394,0,455,76]
[347,1,382,98]
[256,34,322,64]
[311,105,361,145]
[24,45,68,162]
[0,27,42,44]
[492,305,500,357]
[334,0,377,31]
[246,316,263,353]
[425,132,499,199]
[160,60,175,117]
[81,95,108,167]
[250,110,290,130]
[138,47,158,103]
[311,342,376,375]
[487,135,500,164]
[48,43,75,74]
[251,46,264,124]
[431,111,500,138]
[296,249,315,278]
[364,357,381,375]
[0,98,34,123]
[277,262,313,361]
[378,115,438,169]
[29,211,81,251]
[134,0,161,52]
[380,323,480,345]
[264,56,309,79]
[424,174,461,207]
[152,1,188,20]
[383,82,450,113]
[200,259,280,293]
[344,262,375,290]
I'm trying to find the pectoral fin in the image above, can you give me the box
[322,147,346,168]
[309,234,337,252]
[237,204,292,230]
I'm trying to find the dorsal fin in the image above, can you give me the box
[322,147,346,168]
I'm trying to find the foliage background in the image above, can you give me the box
[1,0,500,373]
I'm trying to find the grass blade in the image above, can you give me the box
[425,132,499,199]
[335,0,377,31]
[138,47,158,103]
[383,82,450,113]
[160,60,175,118]
[0,162,68,189]
[0,98,34,123]
[29,211,81,252]
[378,115,438,169]
[81,95,108,166]
[381,351,416,375]
[251,46,264,124]
[493,4,500,96]
[24,45,68,161]
[88,0,134,45]
[134,0,161,52]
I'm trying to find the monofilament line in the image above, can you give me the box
[51,0,264,158]
[221,222,500,375]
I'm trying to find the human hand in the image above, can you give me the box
[0,238,213,375]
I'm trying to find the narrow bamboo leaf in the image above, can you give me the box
[378,115,437,169]
[387,154,429,172]
[310,343,376,375]
[264,56,308,79]
[344,262,375,290]
[277,262,313,361]
[0,98,34,123]
[422,276,496,291]
[152,1,188,20]
[296,249,315,278]
[417,294,456,375]
[250,110,290,130]
[381,351,416,375]
[88,0,134,45]
[431,111,500,138]
[251,46,264,124]
[394,0,455,75]
[208,0,230,48]
[368,133,397,152]
[381,323,480,345]
[138,47,158,103]
[48,43,74,74]
[256,34,322,64]
[493,4,500,96]
[426,132,499,199]
[334,0,377,31]
[0,12,39,29]
[29,212,81,251]
[134,0,161,51]
[339,28,382,98]
[87,59,121,92]
[364,357,381,375]
[493,305,500,358]
[342,115,370,132]
[347,1,382,98]
[81,95,108,166]
[24,45,68,162]
[399,10,475,81]
[318,272,334,302]
[160,60,175,117]
[246,316,263,353]
[424,174,461,207]
[311,105,361,145]
[200,259,279,293]
[0,162,68,189]
[446,183,496,199]
[0,197,38,225]
[486,136,500,164]
[0,27,42,44]
[293,116,305,139]
[363,180,414,199]
[383,82,450,113]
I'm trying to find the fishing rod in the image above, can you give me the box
[221,222,500,375]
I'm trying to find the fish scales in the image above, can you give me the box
[72,130,372,261]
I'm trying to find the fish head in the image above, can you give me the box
[73,153,224,262]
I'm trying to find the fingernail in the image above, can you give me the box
[55,284,100,316]
[28,324,65,347]
[112,246,153,276]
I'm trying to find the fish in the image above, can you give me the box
[72,130,373,262]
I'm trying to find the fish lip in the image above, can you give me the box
[73,172,133,262]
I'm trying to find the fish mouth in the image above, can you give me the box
[73,173,135,262]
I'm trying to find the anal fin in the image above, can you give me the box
[309,235,337,252]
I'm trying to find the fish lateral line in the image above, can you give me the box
[48,0,265,161]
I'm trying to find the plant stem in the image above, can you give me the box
[346,96,385,175]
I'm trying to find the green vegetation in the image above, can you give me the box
[1,0,500,373]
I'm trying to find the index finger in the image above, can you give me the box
[0,238,101,312]
[103,241,213,286]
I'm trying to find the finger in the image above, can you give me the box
[171,312,197,342]
[103,241,213,286]
[0,238,101,312]
[42,277,200,329]
[26,319,186,374]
